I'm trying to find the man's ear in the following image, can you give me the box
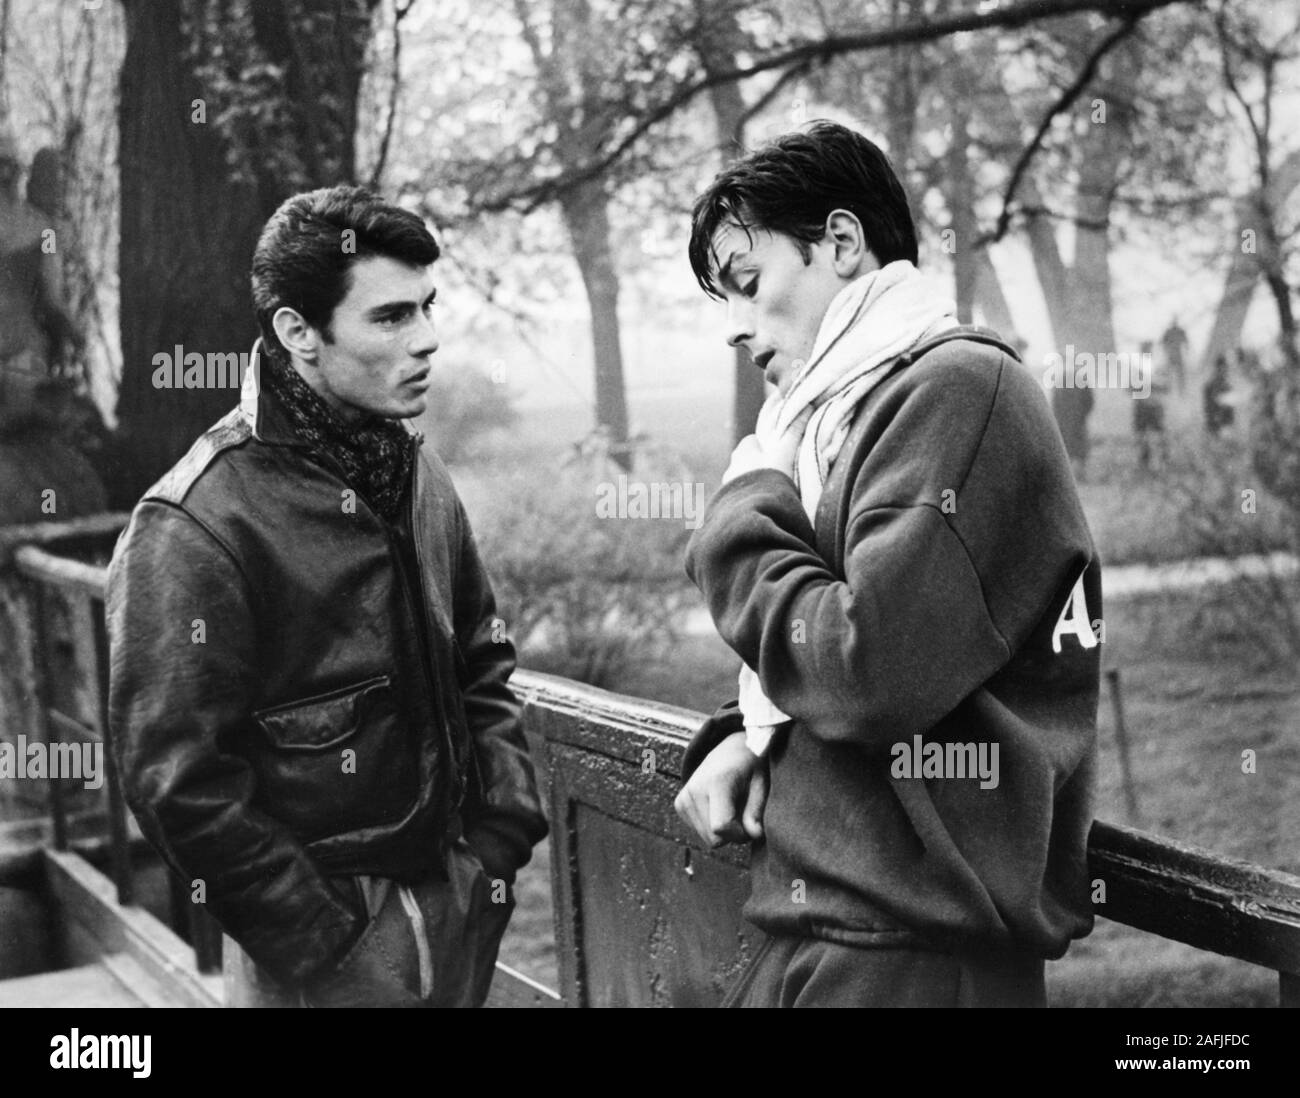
[271,306,320,362]
[824,209,879,279]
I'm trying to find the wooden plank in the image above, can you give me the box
[91,598,135,907]
[25,579,68,851]
[516,669,697,773]
[0,513,129,565]
[41,849,220,1008]
[572,804,759,1007]
[0,962,147,1008]
[99,951,223,1008]
[12,546,110,601]
[546,759,586,1008]
[1090,821,1300,975]
[537,710,756,1007]
[0,807,153,889]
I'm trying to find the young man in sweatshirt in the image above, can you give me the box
[674,121,1100,1007]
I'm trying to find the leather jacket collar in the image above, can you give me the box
[239,338,423,449]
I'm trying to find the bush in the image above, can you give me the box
[1163,430,1300,664]
[424,363,518,465]
[470,456,700,690]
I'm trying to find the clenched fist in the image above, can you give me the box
[674,731,768,847]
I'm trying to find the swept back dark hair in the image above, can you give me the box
[687,120,918,298]
[250,184,440,356]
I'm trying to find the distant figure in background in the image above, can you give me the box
[26,147,77,378]
[1160,318,1189,396]
[23,144,108,458]
[0,135,80,434]
[0,133,105,523]
[1134,340,1167,469]
[1203,352,1235,438]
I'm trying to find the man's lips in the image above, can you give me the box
[407,369,431,388]
[753,350,774,372]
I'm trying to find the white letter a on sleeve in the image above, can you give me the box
[1052,571,1097,654]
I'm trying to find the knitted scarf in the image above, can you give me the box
[738,260,958,742]
[263,348,416,523]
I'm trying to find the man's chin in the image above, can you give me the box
[369,396,427,420]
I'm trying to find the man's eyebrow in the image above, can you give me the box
[364,287,437,320]
[716,249,750,290]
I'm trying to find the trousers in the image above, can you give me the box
[722,934,1047,1008]
[223,837,514,1008]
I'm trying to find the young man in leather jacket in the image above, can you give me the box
[106,185,547,1007]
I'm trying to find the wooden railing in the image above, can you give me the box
[3,517,224,980]
[514,671,1300,1007]
[4,517,1300,1007]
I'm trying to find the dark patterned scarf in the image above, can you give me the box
[263,350,415,522]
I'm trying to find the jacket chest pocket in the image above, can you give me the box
[251,674,420,842]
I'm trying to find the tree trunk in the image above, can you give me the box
[112,1,260,504]
[559,181,631,471]
[1203,150,1300,376]
[110,0,376,506]
[1022,86,1127,475]
[697,2,765,444]
[945,100,978,324]
[972,250,1015,336]
[1020,174,1092,463]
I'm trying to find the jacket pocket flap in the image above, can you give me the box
[254,675,392,751]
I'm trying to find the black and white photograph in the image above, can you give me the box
[0,0,1296,1065]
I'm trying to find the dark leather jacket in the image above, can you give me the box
[106,358,547,986]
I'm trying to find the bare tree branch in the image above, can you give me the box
[979,11,1145,245]
[473,0,1194,214]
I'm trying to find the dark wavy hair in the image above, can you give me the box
[687,120,918,298]
[251,185,440,356]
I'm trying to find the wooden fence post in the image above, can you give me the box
[1106,668,1142,827]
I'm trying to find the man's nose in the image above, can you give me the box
[410,311,439,357]
[725,298,754,349]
